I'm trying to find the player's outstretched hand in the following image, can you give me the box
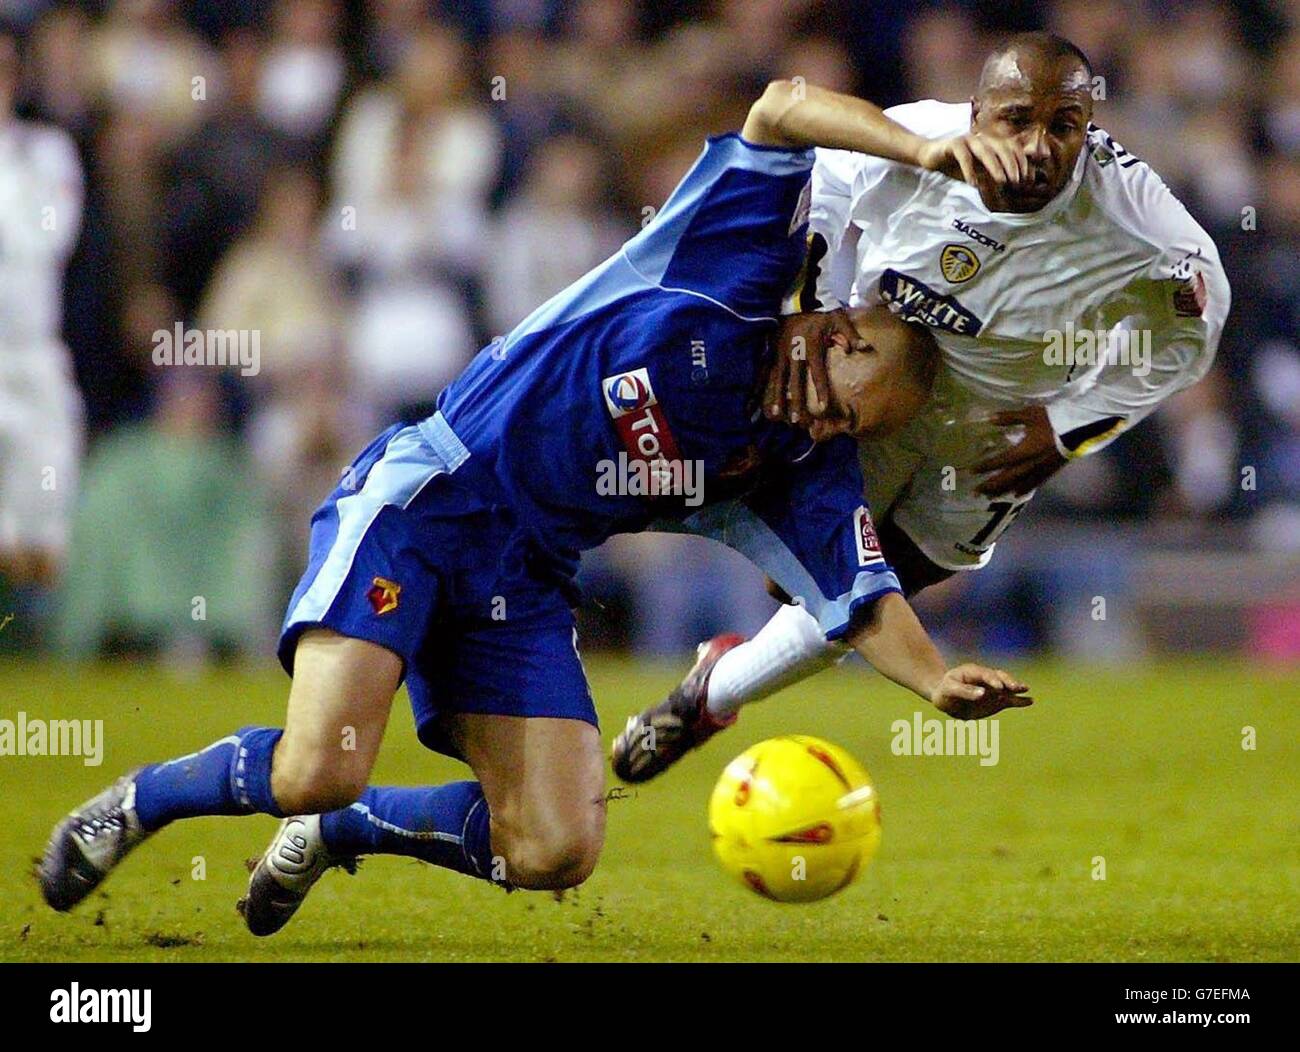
[915,131,1030,191]
[930,664,1033,720]
[764,308,866,425]
[974,405,1068,496]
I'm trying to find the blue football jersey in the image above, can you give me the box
[429,133,901,639]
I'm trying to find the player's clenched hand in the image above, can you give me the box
[764,309,866,424]
[930,664,1032,720]
[974,406,1067,497]
[915,131,1030,191]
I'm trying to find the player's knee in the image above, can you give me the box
[271,745,366,815]
[504,823,603,890]
[274,768,363,815]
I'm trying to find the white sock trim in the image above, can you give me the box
[705,603,843,718]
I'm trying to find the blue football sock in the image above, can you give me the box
[133,726,285,831]
[319,782,499,883]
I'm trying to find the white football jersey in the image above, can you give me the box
[807,100,1230,458]
[0,119,83,349]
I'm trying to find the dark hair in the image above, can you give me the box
[978,31,1093,94]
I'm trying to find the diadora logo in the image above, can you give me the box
[951,218,1006,253]
[853,506,883,566]
[878,269,984,336]
[604,370,652,415]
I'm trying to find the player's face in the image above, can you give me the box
[971,53,1092,213]
[810,307,932,442]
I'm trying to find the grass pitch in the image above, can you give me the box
[1,655,1297,962]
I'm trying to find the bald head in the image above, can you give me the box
[978,32,1093,98]
[970,32,1093,212]
[807,306,938,442]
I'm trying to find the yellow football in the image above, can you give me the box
[708,735,881,903]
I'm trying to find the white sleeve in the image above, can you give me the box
[1046,192,1231,457]
[808,148,865,259]
[800,100,968,313]
[797,147,870,311]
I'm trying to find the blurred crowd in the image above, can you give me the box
[1,0,1297,660]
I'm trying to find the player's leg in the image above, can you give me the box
[265,714,605,893]
[241,538,603,933]
[241,667,504,936]
[269,630,401,813]
[39,423,441,912]
[132,629,400,828]
[302,606,605,892]
[241,712,605,936]
[38,629,401,912]
[448,712,605,889]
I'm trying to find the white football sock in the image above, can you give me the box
[705,602,846,718]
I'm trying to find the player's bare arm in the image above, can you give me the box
[972,406,1067,497]
[742,80,1031,189]
[746,81,1033,423]
[845,591,1032,720]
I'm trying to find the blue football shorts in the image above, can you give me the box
[278,415,597,760]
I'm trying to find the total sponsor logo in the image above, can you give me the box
[853,506,884,566]
[600,367,698,503]
[604,371,652,414]
[601,368,682,464]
